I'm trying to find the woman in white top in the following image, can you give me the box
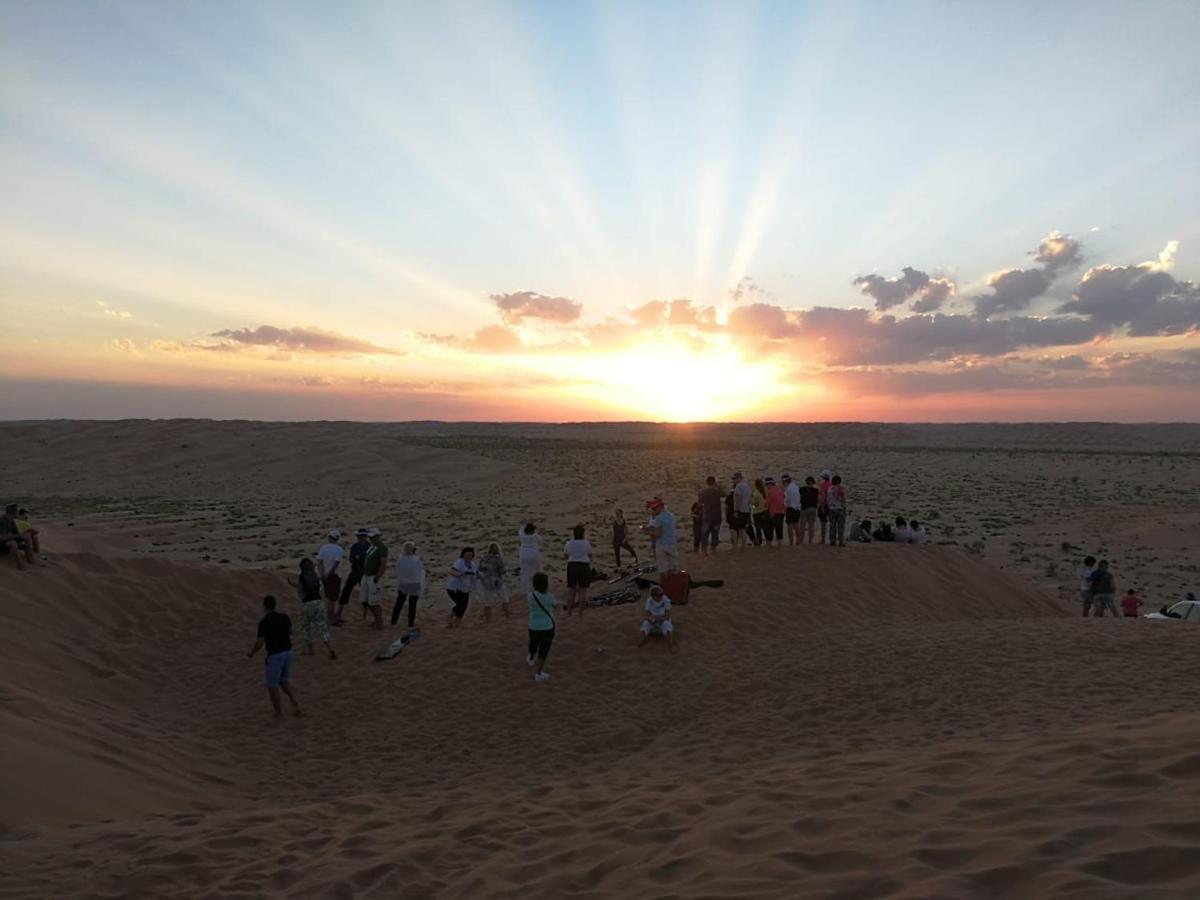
[391,541,425,629]
[446,547,478,630]
[563,524,593,617]
[517,522,542,596]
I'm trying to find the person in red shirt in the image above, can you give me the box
[1120,588,1144,618]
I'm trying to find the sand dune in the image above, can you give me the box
[3,544,1200,898]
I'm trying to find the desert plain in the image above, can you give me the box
[1,419,1199,898]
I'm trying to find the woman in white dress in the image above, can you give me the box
[517,522,542,596]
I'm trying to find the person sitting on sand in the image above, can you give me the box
[517,522,542,596]
[564,524,592,616]
[477,542,508,622]
[848,518,873,543]
[15,508,42,557]
[392,541,425,629]
[248,595,302,718]
[336,529,370,624]
[1088,559,1118,618]
[1120,588,1144,618]
[526,571,557,684]
[826,475,848,547]
[316,528,343,625]
[892,516,911,543]
[872,522,894,542]
[643,496,678,573]
[910,520,927,544]
[446,547,478,629]
[290,558,337,660]
[799,476,819,544]
[611,509,639,568]
[1078,555,1097,617]
[1,503,39,569]
[639,584,676,652]
[361,528,388,629]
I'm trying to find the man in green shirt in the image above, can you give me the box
[362,527,388,629]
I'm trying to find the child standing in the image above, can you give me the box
[1120,588,1144,618]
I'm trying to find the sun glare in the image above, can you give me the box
[554,337,792,422]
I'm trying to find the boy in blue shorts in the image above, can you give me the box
[248,595,302,718]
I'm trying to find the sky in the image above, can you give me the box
[1,0,1198,422]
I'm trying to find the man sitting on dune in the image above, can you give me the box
[1,503,39,570]
[639,585,676,652]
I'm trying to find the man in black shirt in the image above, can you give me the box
[335,529,370,625]
[248,595,302,717]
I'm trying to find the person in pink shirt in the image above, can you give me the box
[764,476,786,546]
[826,475,849,547]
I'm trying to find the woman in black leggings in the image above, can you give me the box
[611,509,638,567]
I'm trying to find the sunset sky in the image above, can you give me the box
[2,0,1198,422]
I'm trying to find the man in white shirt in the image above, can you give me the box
[731,472,752,549]
[316,529,344,624]
[639,585,676,652]
[782,474,802,546]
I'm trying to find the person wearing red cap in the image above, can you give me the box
[642,496,678,573]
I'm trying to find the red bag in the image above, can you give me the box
[660,570,690,606]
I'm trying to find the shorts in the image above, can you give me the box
[785,508,801,524]
[322,572,342,603]
[566,561,592,588]
[641,619,674,636]
[733,511,750,530]
[654,545,680,573]
[362,577,385,607]
[265,650,293,688]
[480,582,508,607]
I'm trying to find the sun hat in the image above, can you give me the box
[781,473,792,481]
[355,528,369,537]
[367,527,381,537]
[328,528,341,540]
[764,476,776,485]
[820,469,831,480]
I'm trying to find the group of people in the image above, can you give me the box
[685,470,851,552]
[1077,555,1144,618]
[847,516,929,544]
[0,504,44,569]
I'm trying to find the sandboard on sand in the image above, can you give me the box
[375,628,421,660]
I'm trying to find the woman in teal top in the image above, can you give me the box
[526,571,557,684]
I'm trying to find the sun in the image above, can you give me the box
[552,336,793,421]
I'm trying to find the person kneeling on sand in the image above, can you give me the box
[639,584,676,652]
[248,595,302,718]
[526,571,557,684]
[1120,588,1144,618]
[848,518,873,542]
[290,558,337,659]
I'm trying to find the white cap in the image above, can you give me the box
[367,527,381,537]
[328,528,341,540]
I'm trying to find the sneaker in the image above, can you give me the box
[534,672,550,684]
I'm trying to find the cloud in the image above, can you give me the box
[853,267,954,313]
[418,324,524,354]
[975,267,1053,318]
[207,325,400,356]
[1059,242,1200,336]
[629,299,720,330]
[300,375,333,387]
[96,300,132,319]
[1033,231,1083,273]
[974,231,1083,318]
[108,338,140,355]
[729,276,773,304]
[491,290,582,324]
[726,302,800,340]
